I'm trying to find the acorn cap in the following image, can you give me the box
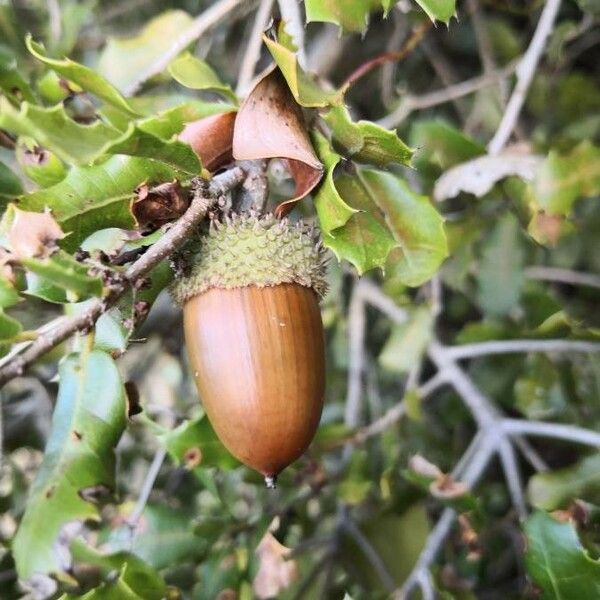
[171,213,327,304]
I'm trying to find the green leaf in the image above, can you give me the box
[414,0,456,24]
[0,308,22,342]
[98,10,194,93]
[69,539,167,600]
[524,511,600,599]
[528,454,600,511]
[0,98,119,165]
[104,504,207,570]
[322,173,397,275]
[21,250,104,301]
[12,350,127,581]
[359,169,448,285]
[263,37,342,107]
[410,120,485,171]
[102,121,201,174]
[25,35,138,116]
[576,0,600,17]
[157,414,239,471]
[168,52,238,104]
[18,155,177,250]
[323,104,414,167]
[0,160,23,203]
[531,141,600,216]
[311,131,358,234]
[476,213,524,317]
[0,275,20,308]
[16,139,67,188]
[379,307,433,373]
[0,44,35,104]
[304,0,381,33]
[0,100,200,172]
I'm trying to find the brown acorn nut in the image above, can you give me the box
[172,214,327,487]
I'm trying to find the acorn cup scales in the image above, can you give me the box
[173,214,327,486]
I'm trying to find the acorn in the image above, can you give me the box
[173,214,327,487]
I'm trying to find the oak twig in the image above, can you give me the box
[488,0,562,153]
[0,167,245,387]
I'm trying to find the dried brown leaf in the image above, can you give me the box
[178,111,236,171]
[132,180,188,229]
[7,207,65,259]
[233,67,322,214]
[253,531,299,599]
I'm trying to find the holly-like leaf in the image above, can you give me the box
[0,160,23,203]
[263,37,342,108]
[18,155,177,250]
[359,169,448,285]
[12,350,127,581]
[379,307,433,373]
[0,309,22,343]
[304,0,381,33]
[69,539,167,599]
[0,99,201,172]
[168,52,238,104]
[414,0,456,24]
[157,414,239,471]
[21,250,104,302]
[528,454,600,511]
[410,120,485,171]
[323,104,414,167]
[98,10,194,94]
[0,45,36,105]
[0,98,119,165]
[476,213,524,317]
[16,139,67,188]
[524,511,600,599]
[26,35,138,116]
[322,173,397,275]
[103,504,207,570]
[311,131,358,234]
[531,141,600,215]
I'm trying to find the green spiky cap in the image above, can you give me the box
[171,213,327,305]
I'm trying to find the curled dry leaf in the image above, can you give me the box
[434,153,544,202]
[178,111,236,172]
[233,67,323,215]
[7,206,65,259]
[132,180,188,229]
[409,454,444,479]
[253,531,299,599]
[429,474,469,500]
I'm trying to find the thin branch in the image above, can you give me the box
[343,516,396,593]
[445,339,600,361]
[343,21,432,88]
[123,0,249,96]
[277,0,306,67]
[488,0,562,154]
[525,266,600,290]
[236,0,275,95]
[512,435,549,473]
[356,278,408,324]
[377,61,517,129]
[46,0,62,47]
[0,167,245,387]
[394,436,498,599]
[497,438,527,520]
[127,446,167,534]
[344,282,366,429]
[502,419,600,448]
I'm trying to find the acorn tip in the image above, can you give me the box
[264,475,277,489]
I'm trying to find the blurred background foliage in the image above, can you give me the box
[0,0,600,599]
